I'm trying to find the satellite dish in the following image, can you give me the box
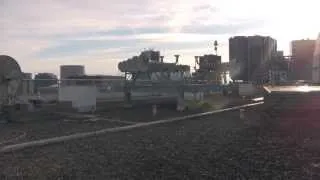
[0,55,22,121]
[0,55,22,81]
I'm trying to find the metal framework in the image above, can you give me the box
[118,50,192,107]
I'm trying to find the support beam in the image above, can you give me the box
[176,85,185,111]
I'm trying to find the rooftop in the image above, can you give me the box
[264,85,320,93]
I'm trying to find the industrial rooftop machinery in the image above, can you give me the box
[192,40,229,84]
[118,50,191,106]
[118,50,190,80]
[0,55,22,122]
[118,50,191,84]
[193,54,222,83]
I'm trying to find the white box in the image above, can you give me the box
[59,86,96,112]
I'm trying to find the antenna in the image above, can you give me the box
[214,40,218,55]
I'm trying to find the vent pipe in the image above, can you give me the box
[174,55,180,64]
[194,56,199,65]
[194,56,199,71]
[160,56,164,63]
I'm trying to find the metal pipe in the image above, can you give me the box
[174,55,180,64]
[194,56,199,69]
[160,56,164,63]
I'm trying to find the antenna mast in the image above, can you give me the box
[214,40,218,55]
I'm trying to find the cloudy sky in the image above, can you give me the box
[1,0,319,76]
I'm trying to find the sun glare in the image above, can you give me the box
[296,85,311,92]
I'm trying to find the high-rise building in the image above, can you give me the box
[229,35,277,82]
[312,34,320,83]
[291,39,315,81]
[229,36,248,81]
[268,53,290,84]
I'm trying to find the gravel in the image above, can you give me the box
[0,118,125,146]
[1,108,318,179]
[0,103,213,145]
[0,95,252,145]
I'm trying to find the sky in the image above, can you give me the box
[1,0,319,76]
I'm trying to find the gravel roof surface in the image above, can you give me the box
[1,108,318,179]
[0,118,125,146]
[0,95,252,145]
[0,104,206,146]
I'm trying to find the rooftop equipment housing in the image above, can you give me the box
[0,55,23,122]
[118,50,190,74]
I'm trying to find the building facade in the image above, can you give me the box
[60,65,85,79]
[291,39,315,81]
[268,53,290,84]
[229,35,277,82]
[34,73,58,91]
[312,34,320,83]
[64,75,124,93]
[229,36,248,81]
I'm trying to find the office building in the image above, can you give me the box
[60,65,85,79]
[291,39,315,80]
[229,35,277,82]
[60,65,85,86]
[229,36,248,81]
[312,34,320,83]
[268,53,290,84]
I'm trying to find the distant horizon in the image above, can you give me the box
[1,0,319,76]
[13,35,319,77]
[20,35,318,77]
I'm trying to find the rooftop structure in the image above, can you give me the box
[118,50,190,82]
[192,54,222,83]
[0,55,22,122]
[118,50,190,74]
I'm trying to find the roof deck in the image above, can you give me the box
[264,85,320,93]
